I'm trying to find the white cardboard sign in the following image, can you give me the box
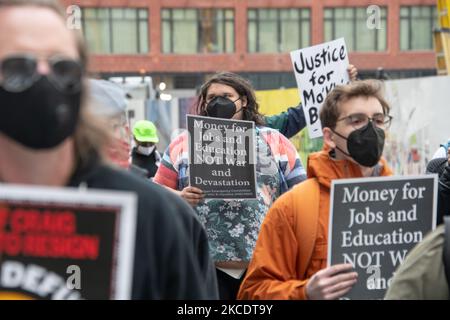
[290,38,350,138]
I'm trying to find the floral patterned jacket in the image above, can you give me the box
[154,126,306,262]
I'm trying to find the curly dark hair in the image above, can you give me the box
[195,72,265,126]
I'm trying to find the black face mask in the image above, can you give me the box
[0,76,82,149]
[332,121,385,167]
[206,96,242,119]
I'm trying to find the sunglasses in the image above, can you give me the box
[0,54,84,93]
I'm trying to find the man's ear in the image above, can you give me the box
[323,127,336,149]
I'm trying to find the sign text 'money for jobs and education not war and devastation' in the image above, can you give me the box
[291,38,350,138]
[188,115,257,199]
[328,175,437,299]
[0,185,137,300]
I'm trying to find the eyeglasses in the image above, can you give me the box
[337,113,393,129]
[0,54,84,93]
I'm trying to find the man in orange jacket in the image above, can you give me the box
[238,80,393,300]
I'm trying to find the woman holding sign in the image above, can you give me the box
[154,72,307,299]
[265,65,358,139]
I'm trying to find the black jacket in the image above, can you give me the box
[131,148,159,178]
[68,156,218,299]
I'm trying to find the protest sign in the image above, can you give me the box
[187,115,256,199]
[328,175,437,299]
[0,184,137,300]
[290,38,349,138]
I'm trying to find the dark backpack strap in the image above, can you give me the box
[444,216,450,291]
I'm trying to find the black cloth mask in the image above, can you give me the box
[0,76,82,149]
[332,121,385,167]
[206,96,242,119]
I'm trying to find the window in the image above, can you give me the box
[248,9,310,53]
[400,6,437,51]
[324,7,387,52]
[242,72,297,90]
[82,8,148,54]
[162,8,234,54]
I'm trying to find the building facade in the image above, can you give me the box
[63,0,438,90]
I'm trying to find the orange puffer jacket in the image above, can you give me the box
[237,148,393,300]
